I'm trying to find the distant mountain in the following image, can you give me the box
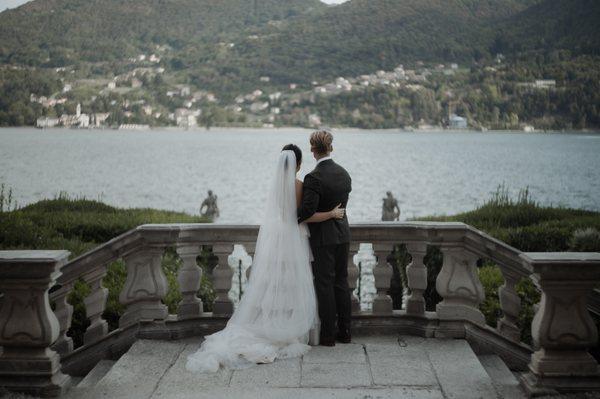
[217,0,538,84]
[0,0,598,95]
[0,0,325,65]
[491,0,600,56]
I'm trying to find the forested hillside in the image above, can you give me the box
[0,0,599,129]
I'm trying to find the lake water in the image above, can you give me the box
[1,127,599,224]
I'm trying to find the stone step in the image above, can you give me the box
[478,354,527,399]
[64,336,507,399]
[77,359,116,389]
[425,339,499,399]
[82,340,186,399]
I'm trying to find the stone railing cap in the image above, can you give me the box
[521,252,600,264]
[0,250,70,263]
[0,250,70,280]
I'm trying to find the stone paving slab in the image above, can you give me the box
[302,343,366,364]
[301,362,372,388]
[370,362,438,387]
[230,358,301,388]
[145,387,445,399]
[66,335,511,399]
[151,343,232,399]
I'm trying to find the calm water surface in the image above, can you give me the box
[1,128,599,224]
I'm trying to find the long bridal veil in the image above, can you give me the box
[186,150,317,372]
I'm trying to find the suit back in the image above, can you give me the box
[301,159,352,246]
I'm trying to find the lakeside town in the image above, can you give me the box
[31,52,559,132]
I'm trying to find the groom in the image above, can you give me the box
[298,130,352,346]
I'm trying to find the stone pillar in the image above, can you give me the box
[176,245,203,320]
[372,244,394,314]
[0,250,72,397]
[119,247,168,328]
[347,243,360,313]
[405,242,428,316]
[435,246,485,325]
[212,244,234,315]
[83,267,109,345]
[50,284,74,355]
[520,253,600,396]
[497,269,522,342]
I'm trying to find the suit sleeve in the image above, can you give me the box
[297,174,320,223]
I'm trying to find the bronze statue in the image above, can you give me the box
[382,191,400,221]
[200,190,220,220]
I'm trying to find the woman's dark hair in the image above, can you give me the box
[282,143,302,167]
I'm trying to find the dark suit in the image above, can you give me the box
[298,158,352,341]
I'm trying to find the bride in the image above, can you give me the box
[186,144,345,372]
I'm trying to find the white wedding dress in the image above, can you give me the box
[186,150,317,372]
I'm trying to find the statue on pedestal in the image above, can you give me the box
[382,191,400,221]
[200,190,220,220]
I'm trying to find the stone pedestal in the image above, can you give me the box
[0,250,72,397]
[435,246,485,325]
[119,248,168,328]
[519,253,600,396]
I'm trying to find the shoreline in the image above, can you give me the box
[1,126,600,135]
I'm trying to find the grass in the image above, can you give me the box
[416,184,600,251]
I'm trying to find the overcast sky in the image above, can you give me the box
[1,0,349,12]
[1,0,28,11]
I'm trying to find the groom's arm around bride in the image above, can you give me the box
[297,130,353,346]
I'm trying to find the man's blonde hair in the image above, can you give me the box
[310,130,333,155]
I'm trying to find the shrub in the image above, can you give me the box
[569,227,600,251]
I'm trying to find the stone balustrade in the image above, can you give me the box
[0,223,599,397]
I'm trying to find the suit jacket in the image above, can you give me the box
[298,159,352,246]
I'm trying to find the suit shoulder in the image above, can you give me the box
[334,163,351,178]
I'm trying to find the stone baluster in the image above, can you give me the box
[372,243,394,314]
[83,266,109,345]
[244,243,256,280]
[435,246,485,325]
[496,268,522,342]
[520,253,600,396]
[50,284,74,355]
[119,247,168,328]
[212,243,234,315]
[405,242,428,316]
[0,250,71,397]
[347,243,360,313]
[176,245,203,320]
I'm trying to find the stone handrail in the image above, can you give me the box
[1,223,599,396]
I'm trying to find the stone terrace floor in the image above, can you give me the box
[62,334,532,399]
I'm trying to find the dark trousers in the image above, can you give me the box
[311,243,352,341]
